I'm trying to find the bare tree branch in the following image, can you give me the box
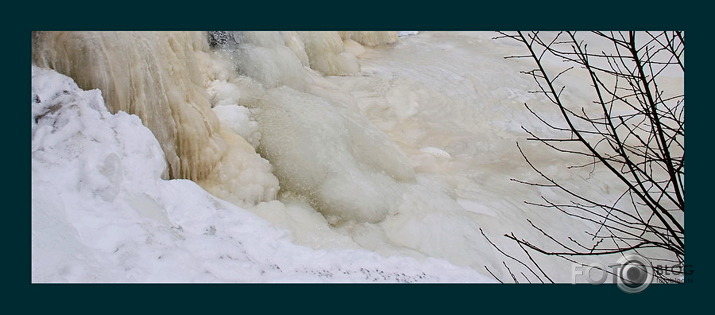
[484,31,684,284]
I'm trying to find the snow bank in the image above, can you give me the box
[31,66,492,283]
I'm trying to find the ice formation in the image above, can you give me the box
[31,66,490,282]
[32,31,282,207]
[254,86,414,223]
[32,32,223,181]
[32,31,647,282]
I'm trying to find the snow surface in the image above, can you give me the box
[31,66,492,283]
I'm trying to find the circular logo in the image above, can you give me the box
[616,255,653,293]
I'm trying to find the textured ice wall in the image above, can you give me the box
[32,31,279,206]
[32,31,221,181]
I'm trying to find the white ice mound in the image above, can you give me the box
[253,87,415,223]
[297,31,360,76]
[340,31,399,47]
[233,31,309,90]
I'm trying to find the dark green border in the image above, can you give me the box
[16,0,707,312]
